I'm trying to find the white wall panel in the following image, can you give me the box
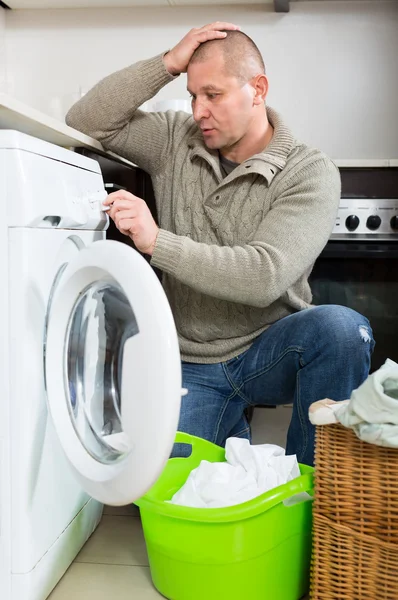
[4,1,398,158]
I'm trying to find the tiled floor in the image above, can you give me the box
[49,406,309,600]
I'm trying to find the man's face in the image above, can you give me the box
[187,52,256,153]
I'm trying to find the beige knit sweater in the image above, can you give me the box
[66,53,341,364]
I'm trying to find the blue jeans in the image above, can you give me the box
[176,305,374,466]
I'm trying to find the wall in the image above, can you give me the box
[0,7,6,92]
[4,1,398,159]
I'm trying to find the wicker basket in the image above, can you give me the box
[310,423,398,600]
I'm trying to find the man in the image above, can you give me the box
[66,22,374,466]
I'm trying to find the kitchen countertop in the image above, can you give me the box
[0,93,133,165]
[0,93,397,168]
[0,93,104,151]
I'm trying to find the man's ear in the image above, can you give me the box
[251,74,269,105]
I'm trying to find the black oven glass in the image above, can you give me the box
[310,242,398,373]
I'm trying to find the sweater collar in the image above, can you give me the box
[188,106,295,183]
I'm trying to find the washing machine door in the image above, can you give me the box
[44,239,182,505]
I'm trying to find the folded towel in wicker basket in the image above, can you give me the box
[309,358,398,447]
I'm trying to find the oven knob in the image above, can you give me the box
[366,215,381,230]
[345,215,360,231]
[390,216,398,230]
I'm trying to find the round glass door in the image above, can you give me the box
[45,240,182,505]
[66,280,138,464]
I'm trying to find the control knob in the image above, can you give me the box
[390,216,398,230]
[345,215,360,231]
[366,215,381,230]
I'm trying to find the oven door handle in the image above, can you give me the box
[320,242,398,258]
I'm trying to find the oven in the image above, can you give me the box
[309,166,398,372]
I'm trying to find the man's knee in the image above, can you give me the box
[306,305,374,352]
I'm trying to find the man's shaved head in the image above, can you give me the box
[189,30,265,84]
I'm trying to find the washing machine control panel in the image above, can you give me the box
[65,177,108,229]
[3,137,109,230]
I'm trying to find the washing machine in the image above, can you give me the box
[0,131,182,600]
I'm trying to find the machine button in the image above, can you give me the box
[366,215,381,230]
[345,215,360,231]
[390,216,398,230]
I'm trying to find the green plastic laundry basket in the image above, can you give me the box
[135,432,314,600]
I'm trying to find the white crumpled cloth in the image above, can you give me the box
[309,358,398,448]
[170,438,301,508]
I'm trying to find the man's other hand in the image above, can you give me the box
[103,190,159,256]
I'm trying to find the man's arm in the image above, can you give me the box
[65,54,181,175]
[150,158,341,308]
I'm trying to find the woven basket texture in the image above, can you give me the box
[310,424,398,599]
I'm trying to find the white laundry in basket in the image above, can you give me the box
[170,438,301,508]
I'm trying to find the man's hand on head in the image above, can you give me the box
[163,22,241,76]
